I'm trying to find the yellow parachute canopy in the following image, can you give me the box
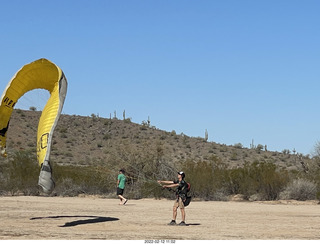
[0,58,68,193]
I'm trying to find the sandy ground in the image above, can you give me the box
[0,196,319,240]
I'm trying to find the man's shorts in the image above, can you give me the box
[173,197,184,209]
[117,187,124,196]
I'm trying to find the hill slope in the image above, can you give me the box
[4,109,305,171]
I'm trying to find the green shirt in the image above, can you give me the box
[117,173,126,189]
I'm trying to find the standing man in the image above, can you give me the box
[158,171,188,226]
[117,169,127,205]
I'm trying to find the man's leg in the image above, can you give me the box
[118,194,123,204]
[178,198,186,225]
[173,205,178,221]
[168,201,179,225]
[118,194,127,204]
[180,208,185,222]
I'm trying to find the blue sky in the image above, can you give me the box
[0,0,319,155]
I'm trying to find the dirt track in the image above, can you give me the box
[0,196,319,240]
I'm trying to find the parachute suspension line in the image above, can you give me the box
[103,150,158,183]
[15,89,50,111]
[97,147,179,194]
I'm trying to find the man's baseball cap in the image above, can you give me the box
[178,171,185,178]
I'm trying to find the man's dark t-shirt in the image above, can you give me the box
[173,179,188,200]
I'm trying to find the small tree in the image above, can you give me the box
[256,144,264,153]
[234,143,243,149]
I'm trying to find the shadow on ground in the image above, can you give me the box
[30,215,119,227]
[186,223,201,226]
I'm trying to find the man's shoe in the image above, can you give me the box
[168,220,176,225]
[178,221,187,226]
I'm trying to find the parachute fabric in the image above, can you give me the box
[0,58,67,193]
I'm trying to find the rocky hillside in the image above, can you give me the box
[3,109,307,172]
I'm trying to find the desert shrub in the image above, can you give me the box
[230,151,238,161]
[103,134,111,140]
[47,141,178,198]
[212,188,229,201]
[236,162,289,200]
[222,162,286,200]
[234,143,243,149]
[140,181,162,199]
[181,157,228,200]
[5,146,317,202]
[183,160,215,200]
[1,150,39,195]
[256,144,264,152]
[0,160,9,195]
[182,159,289,201]
[54,178,86,197]
[279,178,317,201]
[249,193,265,201]
[224,167,245,195]
[52,164,115,196]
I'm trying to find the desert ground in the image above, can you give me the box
[0,196,319,240]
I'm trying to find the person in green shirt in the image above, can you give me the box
[117,169,127,205]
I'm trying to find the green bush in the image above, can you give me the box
[227,162,288,200]
[1,150,39,195]
[183,160,215,200]
[183,159,289,201]
[182,158,229,200]
[1,148,318,201]
[52,164,115,196]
